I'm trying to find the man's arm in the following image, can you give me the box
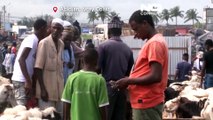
[125,52,134,76]
[200,61,206,86]
[116,61,162,88]
[63,102,71,120]
[174,69,179,81]
[18,48,32,91]
[99,106,108,120]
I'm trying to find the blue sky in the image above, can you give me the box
[1,0,213,24]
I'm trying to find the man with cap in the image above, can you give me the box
[97,16,134,120]
[34,18,64,114]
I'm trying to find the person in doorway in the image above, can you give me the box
[174,53,192,81]
[201,39,213,89]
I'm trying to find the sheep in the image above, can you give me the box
[0,106,61,120]
[176,97,207,118]
[41,107,61,120]
[164,96,181,118]
[0,76,10,85]
[28,107,42,118]
[0,84,17,113]
[4,105,27,115]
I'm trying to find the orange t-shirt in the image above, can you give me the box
[128,34,168,109]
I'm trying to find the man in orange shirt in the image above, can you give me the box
[115,10,168,120]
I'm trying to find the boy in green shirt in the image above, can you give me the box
[61,48,109,120]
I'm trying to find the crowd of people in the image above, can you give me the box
[0,9,212,120]
[174,38,213,90]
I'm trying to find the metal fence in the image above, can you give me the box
[94,36,192,80]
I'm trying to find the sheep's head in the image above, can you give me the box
[164,96,181,112]
[0,84,13,103]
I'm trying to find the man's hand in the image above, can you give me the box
[41,89,49,102]
[25,81,32,96]
[115,77,129,90]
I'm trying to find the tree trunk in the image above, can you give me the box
[176,17,177,26]
[192,19,194,27]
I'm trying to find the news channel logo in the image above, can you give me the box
[140,3,162,15]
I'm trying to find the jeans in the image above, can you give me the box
[204,73,213,89]
[12,81,27,106]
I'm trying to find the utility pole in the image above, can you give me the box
[8,13,10,23]
[2,5,6,30]
[0,11,2,29]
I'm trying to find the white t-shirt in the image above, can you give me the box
[12,34,39,82]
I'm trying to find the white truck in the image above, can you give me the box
[12,25,27,37]
[92,23,134,46]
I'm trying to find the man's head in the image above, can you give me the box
[33,19,47,40]
[61,31,73,49]
[129,10,155,40]
[51,18,64,40]
[182,53,189,61]
[205,39,213,51]
[61,20,75,48]
[82,48,98,67]
[12,41,16,47]
[108,16,123,37]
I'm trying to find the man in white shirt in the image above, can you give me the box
[12,19,47,106]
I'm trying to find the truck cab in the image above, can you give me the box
[93,24,108,42]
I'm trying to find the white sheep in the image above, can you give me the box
[41,107,56,118]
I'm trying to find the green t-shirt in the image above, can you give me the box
[61,70,109,120]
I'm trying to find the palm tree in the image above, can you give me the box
[170,6,184,26]
[160,9,173,25]
[184,9,202,26]
[151,13,160,25]
[88,10,99,26]
[60,12,76,23]
[108,11,120,21]
[98,10,109,23]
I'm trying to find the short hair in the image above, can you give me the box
[34,19,47,31]
[108,28,122,36]
[183,53,189,58]
[205,39,213,47]
[129,10,155,28]
[82,48,98,66]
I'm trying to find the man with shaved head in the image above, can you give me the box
[34,18,64,114]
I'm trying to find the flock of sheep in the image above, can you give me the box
[1,71,213,120]
[163,71,213,120]
[0,76,61,120]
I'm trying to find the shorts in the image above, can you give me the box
[132,103,163,120]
